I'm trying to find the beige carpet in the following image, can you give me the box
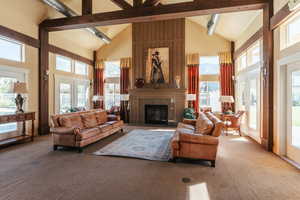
[0,125,300,200]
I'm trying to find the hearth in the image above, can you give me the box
[145,104,168,124]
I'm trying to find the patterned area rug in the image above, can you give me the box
[94,129,175,161]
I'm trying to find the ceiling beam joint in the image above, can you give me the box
[111,0,133,10]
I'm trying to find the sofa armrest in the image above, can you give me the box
[179,133,219,145]
[107,114,120,121]
[182,119,196,126]
[50,127,76,135]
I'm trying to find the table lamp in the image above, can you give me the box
[13,82,28,113]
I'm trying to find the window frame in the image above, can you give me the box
[0,35,24,62]
[55,55,89,76]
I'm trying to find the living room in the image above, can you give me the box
[1,0,300,199]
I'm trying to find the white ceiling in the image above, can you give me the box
[44,0,261,50]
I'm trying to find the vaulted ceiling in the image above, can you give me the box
[44,0,262,50]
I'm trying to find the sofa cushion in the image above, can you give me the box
[76,127,101,140]
[81,112,98,128]
[177,122,195,130]
[97,123,112,132]
[195,112,214,135]
[106,120,123,128]
[95,111,107,124]
[176,127,195,135]
[179,133,219,145]
[59,115,84,129]
[205,112,224,137]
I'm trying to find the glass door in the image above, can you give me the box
[286,66,300,164]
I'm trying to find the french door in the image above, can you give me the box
[286,65,300,164]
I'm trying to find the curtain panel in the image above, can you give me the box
[94,59,105,109]
[219,52,234,112]
[186,53,200,112]
[120,57,131,94]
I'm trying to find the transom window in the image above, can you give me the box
[237,40,262,71]
[199,56,220,75]
[56,55,89,76]
[0,36,24,62]
[286,13,300,47]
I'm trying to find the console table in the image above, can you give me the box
[0,112,35,147]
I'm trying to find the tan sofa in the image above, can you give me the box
[50,109,124,152]
[171,112,224,167]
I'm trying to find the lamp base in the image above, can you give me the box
[15,94,25,113]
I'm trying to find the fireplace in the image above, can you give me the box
[145,105,168,124]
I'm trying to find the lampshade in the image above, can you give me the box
[120,94,130,101]
[92,95,104,101]
[186,94,196,101]
[13,82,28,94]
[219,96,235,103]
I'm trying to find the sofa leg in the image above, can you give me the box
[53,145,58,151]
[77,147,83,153]
[169,158,177,163]
[211,160,216,168]
[120,128,124,133]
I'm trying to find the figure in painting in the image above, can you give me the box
[150,51,165,84]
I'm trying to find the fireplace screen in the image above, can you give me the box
[145,104,168,124]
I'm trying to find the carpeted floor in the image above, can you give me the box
[0,125,300,200]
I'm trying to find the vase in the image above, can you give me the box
[135,78,145,88]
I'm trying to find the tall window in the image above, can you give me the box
[199,56,221,112]
[0,36,24,62]
[104,61,120,110]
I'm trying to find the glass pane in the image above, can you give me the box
[0,76,17,134]
[0,36,23,62]
[292,71,300,148]
[75,61,87,75]
[56,55,72,72]
[105,61,120,78]
[287,15,300,46]
[77,84,88,108]
[104,83,120,110]
[60,83,71,113]
[249,79,257,129]
[199,56,220,75]
[247,41,260,66]
[199,81,220,112]
[240,53,247,70]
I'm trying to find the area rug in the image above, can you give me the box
[93,129,175,161]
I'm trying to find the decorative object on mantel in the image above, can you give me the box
[135,78,145,88]
[183,108,196,119]
[186,94,196,108]
[13,82,28,113]
[146,48,169,86]
[175,75,181,88]
[220,95,235,114]
[92,95,104,109]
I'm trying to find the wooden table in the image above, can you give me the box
[0,112,35,147]
[220,113,236,136]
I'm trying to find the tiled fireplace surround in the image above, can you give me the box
[129,88,186,124]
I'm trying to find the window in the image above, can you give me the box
[0,67,26,137]
[199,56,220,75]
[0,36,23,62]
[75,61,88,75]
[287,14,300,47]
[199,81,221,112]
[55,76,90,114]
[104,61,120,110]
[237,40,261,71]
[199,56,221,111]
[56,55,72,72]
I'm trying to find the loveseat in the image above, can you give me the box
[50,109,124,152]
[171,112,224,167]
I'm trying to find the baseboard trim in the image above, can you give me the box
[280,156,300,170]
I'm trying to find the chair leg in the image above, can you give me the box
[211,160,215,168]
[53,145,58,151]
[77,147,83,153]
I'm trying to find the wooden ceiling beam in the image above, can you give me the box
[111,0,133,10]
[143,0,162,7]
[41,0,268,31]
[82,0,93,15]
[133,0,143,7]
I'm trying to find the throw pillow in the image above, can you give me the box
[195,112,214,135]
[81,112,98,128]
[59,115,84,129]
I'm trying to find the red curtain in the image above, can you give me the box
[220,63,234,112]
[120,68,129,94]
[188,64,199,112]
[94,68,104,109]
